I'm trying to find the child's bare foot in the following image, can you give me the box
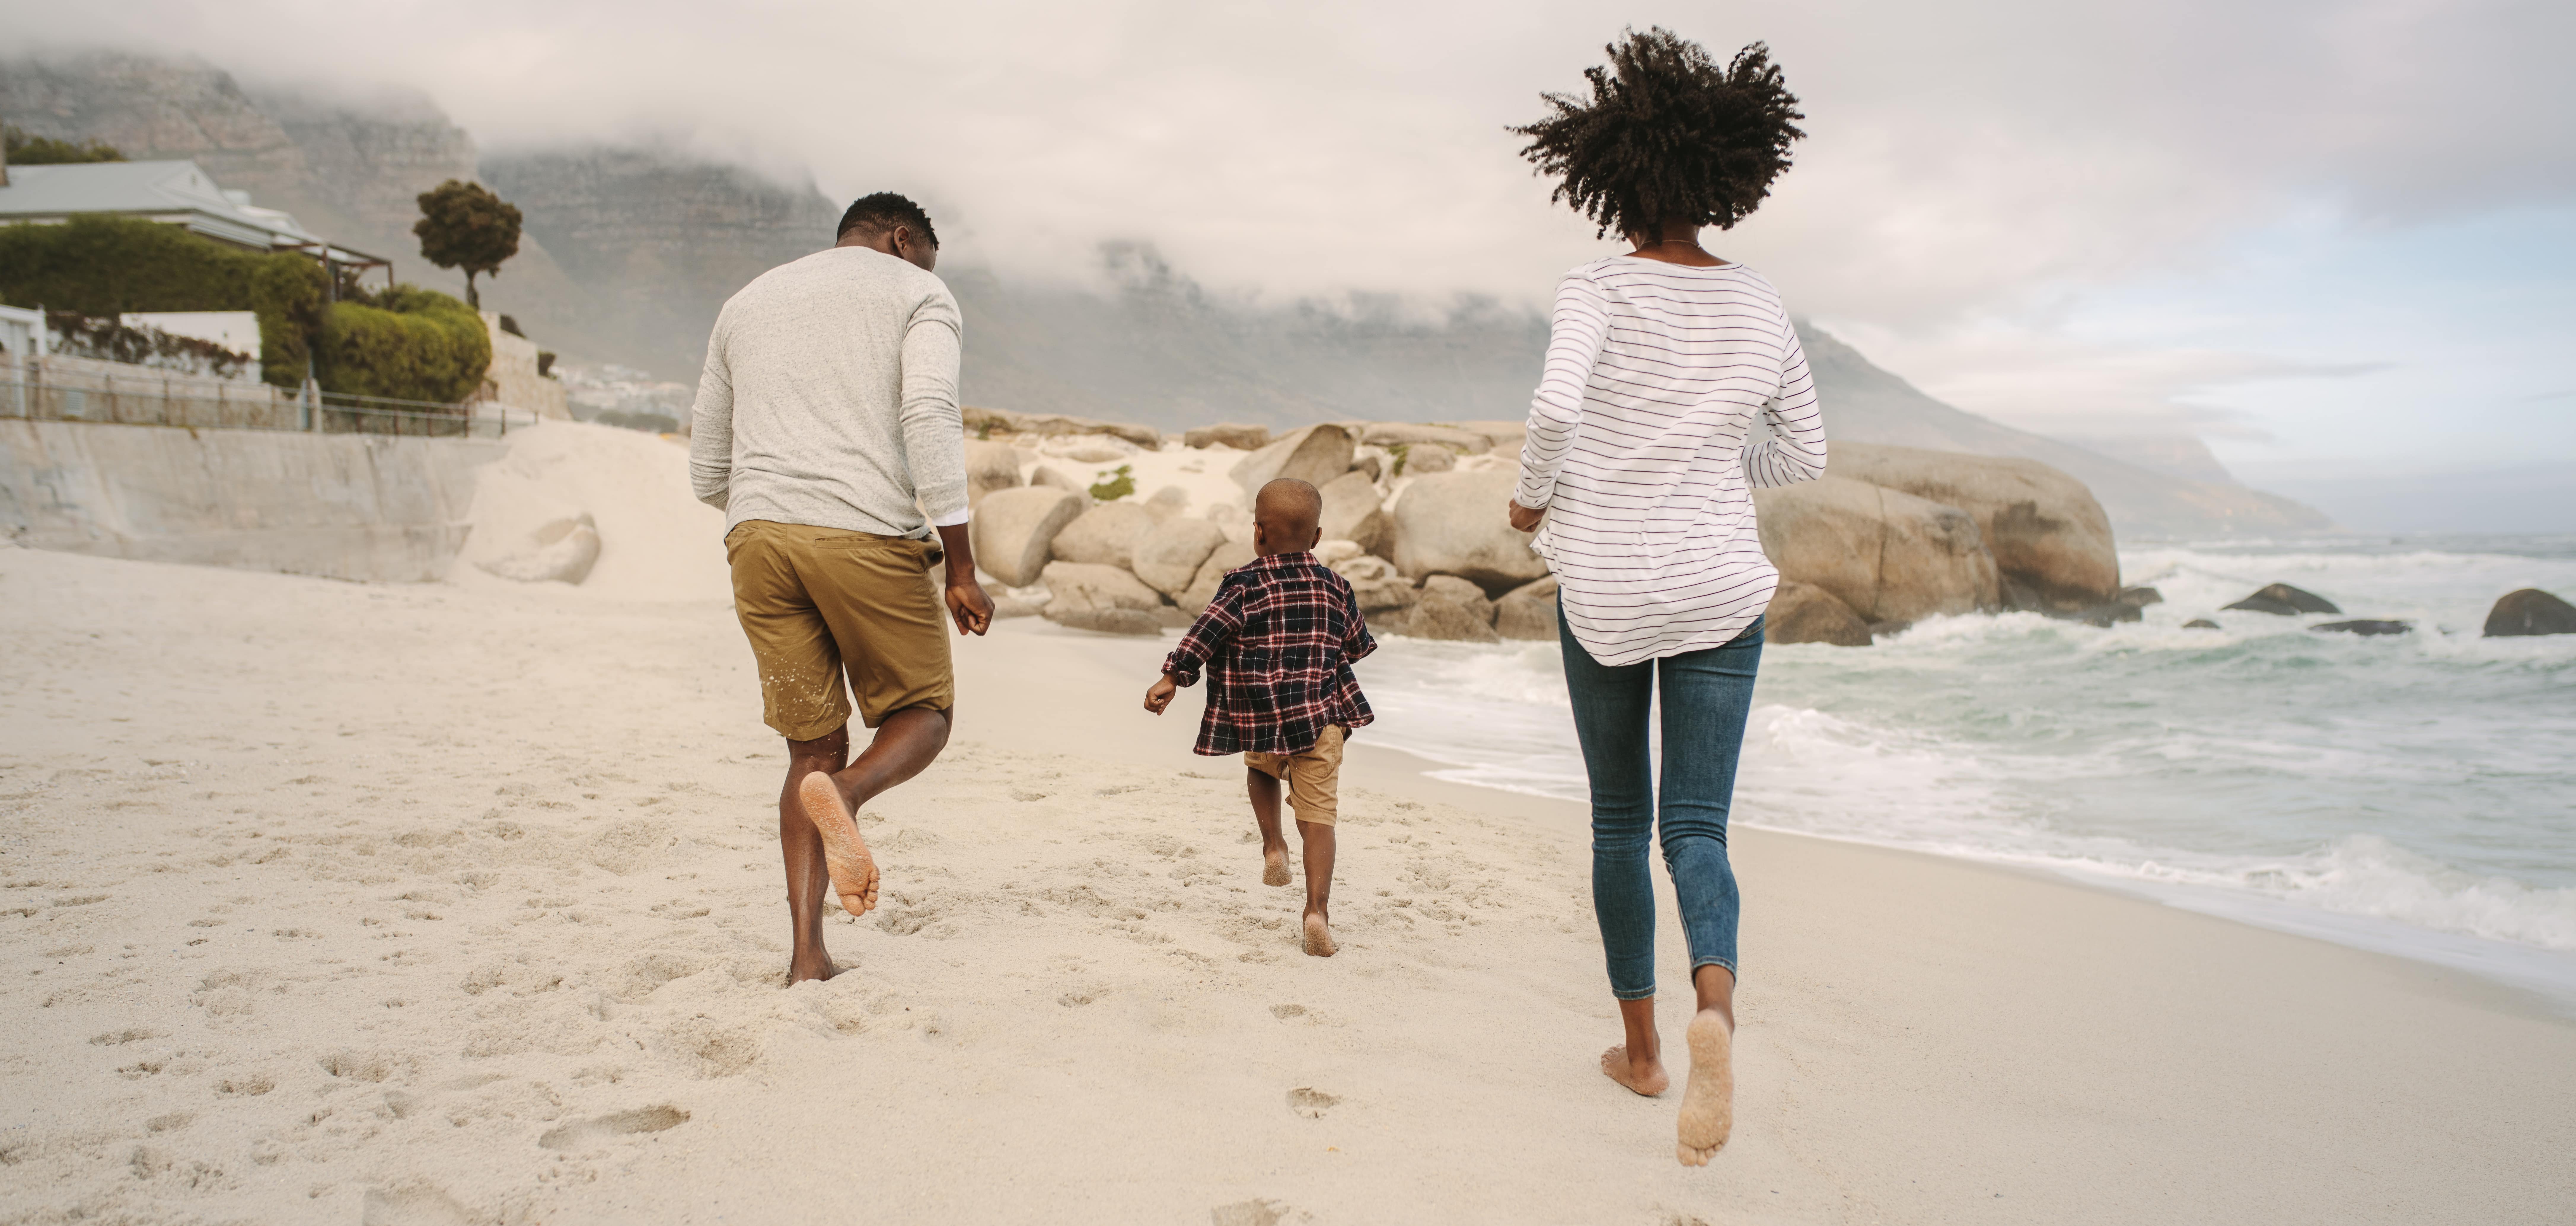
[1301,910,1336,957]
[788,951,839,985]
[1600,1045,1668,1096]
[797,772,879,918]
[1263,846,1292,887]
[1675,1011,1734,1166]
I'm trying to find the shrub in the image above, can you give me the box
[4,125,124,164]
[0,216,324,387]
[1088,464,1136,501]
[313,284,491,405]
[43,312,255,379]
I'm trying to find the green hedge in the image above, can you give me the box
[315,285,490,405]
[0,216,328,387]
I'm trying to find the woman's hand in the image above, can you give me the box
[1507,500,1547,533]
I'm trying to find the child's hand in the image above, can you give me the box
[1143,675,1178,715]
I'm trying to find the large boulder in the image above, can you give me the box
[1144,486,1190,521]
[1186,424,1272,451]
[1229,424,1356,496]
[1407,589,1502,642]
[1766,580,1872,646]
[1828,442,2118,613]
[1133,518,1229,596]
[964,440,1023,508]
[1437,420,1527,451]
[1334,554,1419,618]
[1040,561,1165,636]
[1388,469,1548,591]
[1754,476,2000,626]
[962,406,1160,448]
[2311,620,2412,636]
[1359,423,1490,455]
[1049,502,1158,570]
[2484,588,2576,637]
[970,487,1084,588]
[1399,444,1455,474]
[475,512,601,585]
[1030,465,1085,494]
[1177,539,1258,613]
[1493,575,1559,641]
[1318,471,1391,556]
[2223,583,2340,616]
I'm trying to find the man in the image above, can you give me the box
[689,191,994,985]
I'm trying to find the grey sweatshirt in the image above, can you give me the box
[688,246,969,539]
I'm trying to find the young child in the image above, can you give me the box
[1144,478,1376,957]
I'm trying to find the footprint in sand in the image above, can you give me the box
[1267,1004,1306,1020]
[1285,1087,1339,1119]
[535,1104,689,1150]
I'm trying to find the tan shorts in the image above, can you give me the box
[726,519,953,741]
[1244,725,1346,826]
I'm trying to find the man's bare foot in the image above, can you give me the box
[1301,911,1336,957]
[1263,847,1292,887]
[796,772,879,917]
[787,953,839,985]
[1675,1011,1734,1166]
[1600,1045,1668,1096]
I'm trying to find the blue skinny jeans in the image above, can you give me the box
[1559,610,1764,1001]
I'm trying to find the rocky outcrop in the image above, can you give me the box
[1493,576,1559,641]
[1229,424,1356,495]
[962,407,1161,448]
[1438,421,1526,451]
[1409,578,1501,643]
[1754,476,2000,627]
[1767,580,1872,646]
[1827,442,2118,613]
[1420,576,1496,626]
[1049,502,1157,570]
[1388,470,1548,591]
[1185,424,1271,451]
[1132,518,1228,596]
[1361,423,1489,455]
[1030,465,1084,494]
[2311,620,2412,636]
[1039,561,1164,636]
[2482,589,2576,637]
[964,440,1023,508]
[1334,555,1420,627]
[2223,584,2341,616]
[1318,471,1391,557]
[1398,444,1456,474]
[970,487,1083,588]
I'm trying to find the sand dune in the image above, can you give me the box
[4,544,2573,1225]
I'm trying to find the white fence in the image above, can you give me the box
[0,351,541,439]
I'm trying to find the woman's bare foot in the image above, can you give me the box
[1263,847,1292,887]
[797,772,879,918]
[1675,1011,1734,1166]
[1600,1045,1668,1096]
[1301,910,1336,957]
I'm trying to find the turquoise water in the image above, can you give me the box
[1359,535,2576,1005]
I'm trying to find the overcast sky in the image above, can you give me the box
[17,0,2574,519]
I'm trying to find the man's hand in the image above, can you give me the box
[1507,499,1546,533]
[946,577,993,636]
[1143,675,1178,715]
[934,521,993,636]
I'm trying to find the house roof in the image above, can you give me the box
[0,159,384,265]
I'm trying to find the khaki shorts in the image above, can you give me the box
[726,519,953,741]
[1245,725,1346,826]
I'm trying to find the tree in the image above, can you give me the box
[4,124,125,164]
[412,179,521,309]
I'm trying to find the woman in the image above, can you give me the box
[1506,29,1825,1166]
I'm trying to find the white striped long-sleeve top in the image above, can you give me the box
[1514,257,1827,667]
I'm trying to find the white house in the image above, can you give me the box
[0,159,387,274]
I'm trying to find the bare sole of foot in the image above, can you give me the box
[1600,1045,1668,1096]
[1676,1012,1734,1166]
[1263,850,1292,887]
[796,772,879,918]
[1301,913,1337,957]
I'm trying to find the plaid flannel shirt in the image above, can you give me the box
[1162,551,1376,756]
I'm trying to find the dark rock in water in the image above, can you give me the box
[2223,583,2340,616]
[1767,580,1872,646]
[2118,586,2163,606]
[2073,601,2145,627]
[2483,588,2576,637]
[2183,618,2221,629]
[2309,620,2411,637]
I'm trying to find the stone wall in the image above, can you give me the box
[0,419,500,582]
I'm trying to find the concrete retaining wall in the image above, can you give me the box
[0,420,503,582]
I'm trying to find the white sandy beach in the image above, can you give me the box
[5,542,2575,1225]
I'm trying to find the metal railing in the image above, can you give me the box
[1,353,539,438]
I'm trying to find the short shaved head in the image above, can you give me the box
[1252,478,1323,555]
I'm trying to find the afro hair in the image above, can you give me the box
[836,191,940,247]
[1511,28,1806,239]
